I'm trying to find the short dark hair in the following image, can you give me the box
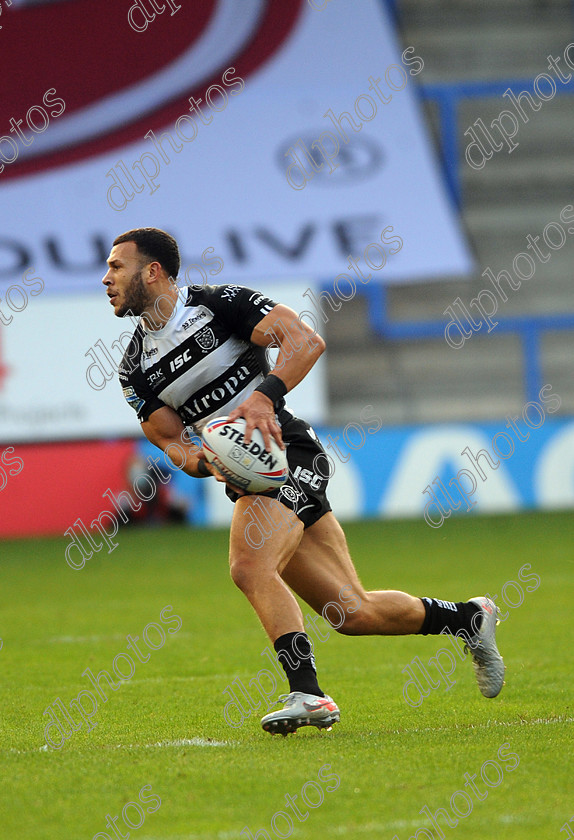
[113,228,180,280]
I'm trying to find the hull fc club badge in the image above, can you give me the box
[194,327,218,352]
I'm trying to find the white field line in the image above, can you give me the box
[119,738,236,749]
[134,811,530,840]
[126,675,233,685]
[47,634,126,644]
[13,738,236,755]
[8,714,572,756]
[388,715,574,735]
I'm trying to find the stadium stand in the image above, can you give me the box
[326,0,574,426]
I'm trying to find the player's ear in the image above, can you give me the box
[146,261,162,283]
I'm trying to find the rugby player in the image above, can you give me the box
[103,227,505,736]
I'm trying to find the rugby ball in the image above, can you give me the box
[201,417,289,493]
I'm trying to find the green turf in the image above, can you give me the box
[1,511,572,839]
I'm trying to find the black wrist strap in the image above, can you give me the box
[254,374,288,408]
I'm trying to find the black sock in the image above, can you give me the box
[274,632,324,697]
[417,598,482,639]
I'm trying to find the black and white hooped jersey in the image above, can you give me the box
[118,284,280,434]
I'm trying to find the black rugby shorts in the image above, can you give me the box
[225,413,332,529]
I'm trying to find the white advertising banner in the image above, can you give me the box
[0,281,327,443]
[0,0,472,303]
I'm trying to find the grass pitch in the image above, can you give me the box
[1,511,572,839]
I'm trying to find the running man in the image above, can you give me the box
[103,227,505,735]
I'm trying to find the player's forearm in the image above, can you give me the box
[142,408,212,479]
[176,447,208,479]
[270,334,326,392]
[153,438,208,479]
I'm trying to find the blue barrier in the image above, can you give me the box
[136,413,574,526]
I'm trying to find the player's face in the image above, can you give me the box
[102,242,155,318]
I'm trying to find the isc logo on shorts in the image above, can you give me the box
[292,465,322,490]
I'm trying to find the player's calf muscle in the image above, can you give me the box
[348,590,424,635]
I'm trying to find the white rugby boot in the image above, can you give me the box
[261,692,340,736]
[466,596,505,698]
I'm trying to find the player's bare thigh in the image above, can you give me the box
[279,511,367,615]
[281,511,425,636]
[229,494,304,582]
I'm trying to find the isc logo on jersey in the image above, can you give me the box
[170,349,192,372]
[221,285,241,301]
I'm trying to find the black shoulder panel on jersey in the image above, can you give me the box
[187,284,277,342]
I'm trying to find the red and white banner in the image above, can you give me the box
[0,0,472,298]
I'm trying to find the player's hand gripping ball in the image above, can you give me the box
[201,417,289,493]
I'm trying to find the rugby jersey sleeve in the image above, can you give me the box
[200,284,277,342]
[118,332,166,423]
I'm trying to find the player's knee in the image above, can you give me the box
[229,555,267,594]
[229,559,249,592]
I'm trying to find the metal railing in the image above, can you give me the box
[348,59,574,404]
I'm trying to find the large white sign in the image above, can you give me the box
[0,281,326,443]
[0,0,472,299]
